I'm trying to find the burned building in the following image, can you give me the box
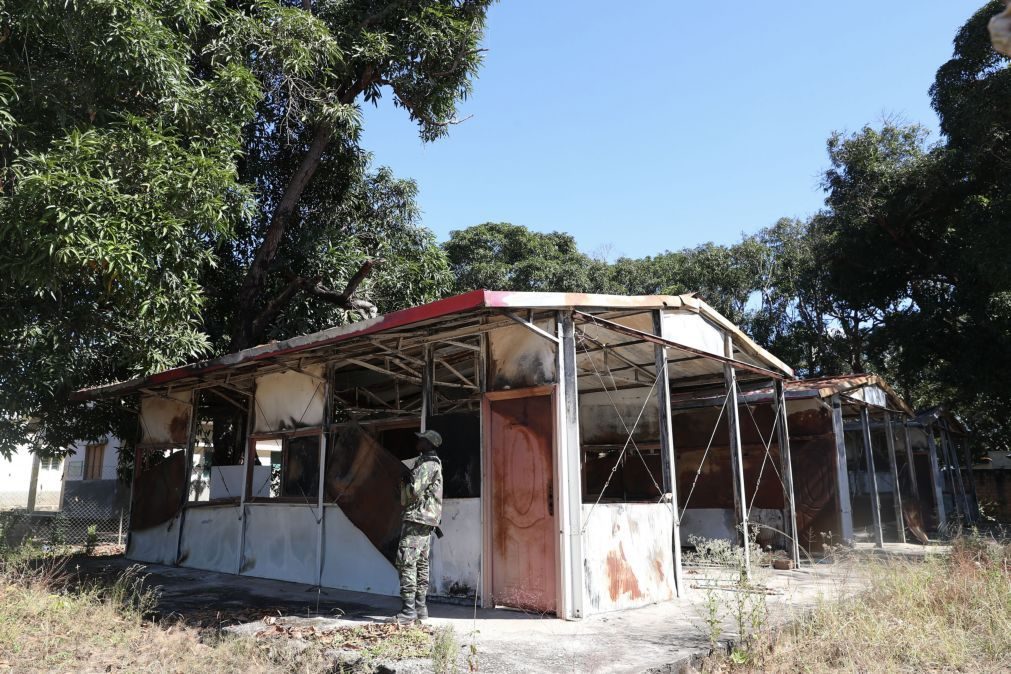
[76,291,801,619]
[668,375,979,554]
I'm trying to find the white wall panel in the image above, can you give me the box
[241,504,319,585]
[253,366,325,432]
[179,505,240,573]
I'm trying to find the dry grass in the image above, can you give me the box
[0,553,440,673]
[699,535,1011,673]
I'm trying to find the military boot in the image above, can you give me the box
[391,595,417,624]
[415,592,428,621]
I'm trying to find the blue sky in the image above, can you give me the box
[361,1,980,260]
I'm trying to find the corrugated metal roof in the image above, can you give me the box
[72,290,793,400]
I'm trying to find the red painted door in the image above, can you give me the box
[488,392,556,613]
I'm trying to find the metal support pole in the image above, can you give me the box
[830,395,855,544]
[653,311,684,597]
[723,334,751,578]
[315,369,331,588]
[237,382,257,574]
[924,428,947,529]
[26,453,40,513]
[775,380,800,567]
[174,389,200,565]
[952,425,978,521]
[477,332,487,606]
[939,423,967,521]
[421,344,434,431]
[860,406,884,548]
[557,312,584,619]
[902,421,920,502]
[884,414,905,544]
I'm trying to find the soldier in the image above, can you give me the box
[392,429,443,623]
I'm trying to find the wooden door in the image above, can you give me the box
[487,390,556,613]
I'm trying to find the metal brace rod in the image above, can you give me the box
[576,329,654,382]
[501,310,561,344]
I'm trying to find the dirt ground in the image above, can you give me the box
[64,546,936,673]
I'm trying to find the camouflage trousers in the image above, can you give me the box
[396,521,434,605]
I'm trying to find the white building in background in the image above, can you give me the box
[61,438,127,519]
[0,437,124,514]
[0,446,64,511]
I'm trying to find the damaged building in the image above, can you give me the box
[77,290,804,619]
[668,375,980,555]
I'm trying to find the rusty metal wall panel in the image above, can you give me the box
[788,434,841,551]
[325,424,405,564]
[178,504,240,573]
[131,449,186,530]
[240,504,319,585]
[253,366,325,433]
[673,445,785,510]
[487,322,557,391]
[581,503,674,613]
[673,401,843,552]
[489,394,556,613]
[139,392,191,444]
[321,504,400,596]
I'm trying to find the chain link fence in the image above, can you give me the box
[0,464,130,552]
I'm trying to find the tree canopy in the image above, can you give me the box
[0,0,492,456]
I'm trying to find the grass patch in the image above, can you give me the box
[698,535,1011,672]
[0,552,442,673]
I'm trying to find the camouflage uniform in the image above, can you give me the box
[396,452,442,619]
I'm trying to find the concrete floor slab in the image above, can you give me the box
[73,553,878,673]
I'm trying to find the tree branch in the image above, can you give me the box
[233,65,377,349]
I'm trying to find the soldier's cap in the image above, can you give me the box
[414,429,443,447]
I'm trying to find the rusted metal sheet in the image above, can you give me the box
[131,449,186,530]
[582,503,674,613]
[673,402,843,552]
[489,393,556,613]
[253,366,325,432]
[487,321,557,390]
[139,392,191,445]
[790,435,842,551]
[325,424,405,564]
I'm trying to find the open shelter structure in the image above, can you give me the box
[667,374,978,555]
[75,290,795,619]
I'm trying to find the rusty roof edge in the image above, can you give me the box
[72,290,788,401]
[72,289,495,400]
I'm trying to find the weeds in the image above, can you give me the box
[84,524,98,555]
[699,533,1011,672]
[0,550,438,673]
[431,625,459,673]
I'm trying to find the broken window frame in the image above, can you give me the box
[183,387,252,508]
[245,429,323,504]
